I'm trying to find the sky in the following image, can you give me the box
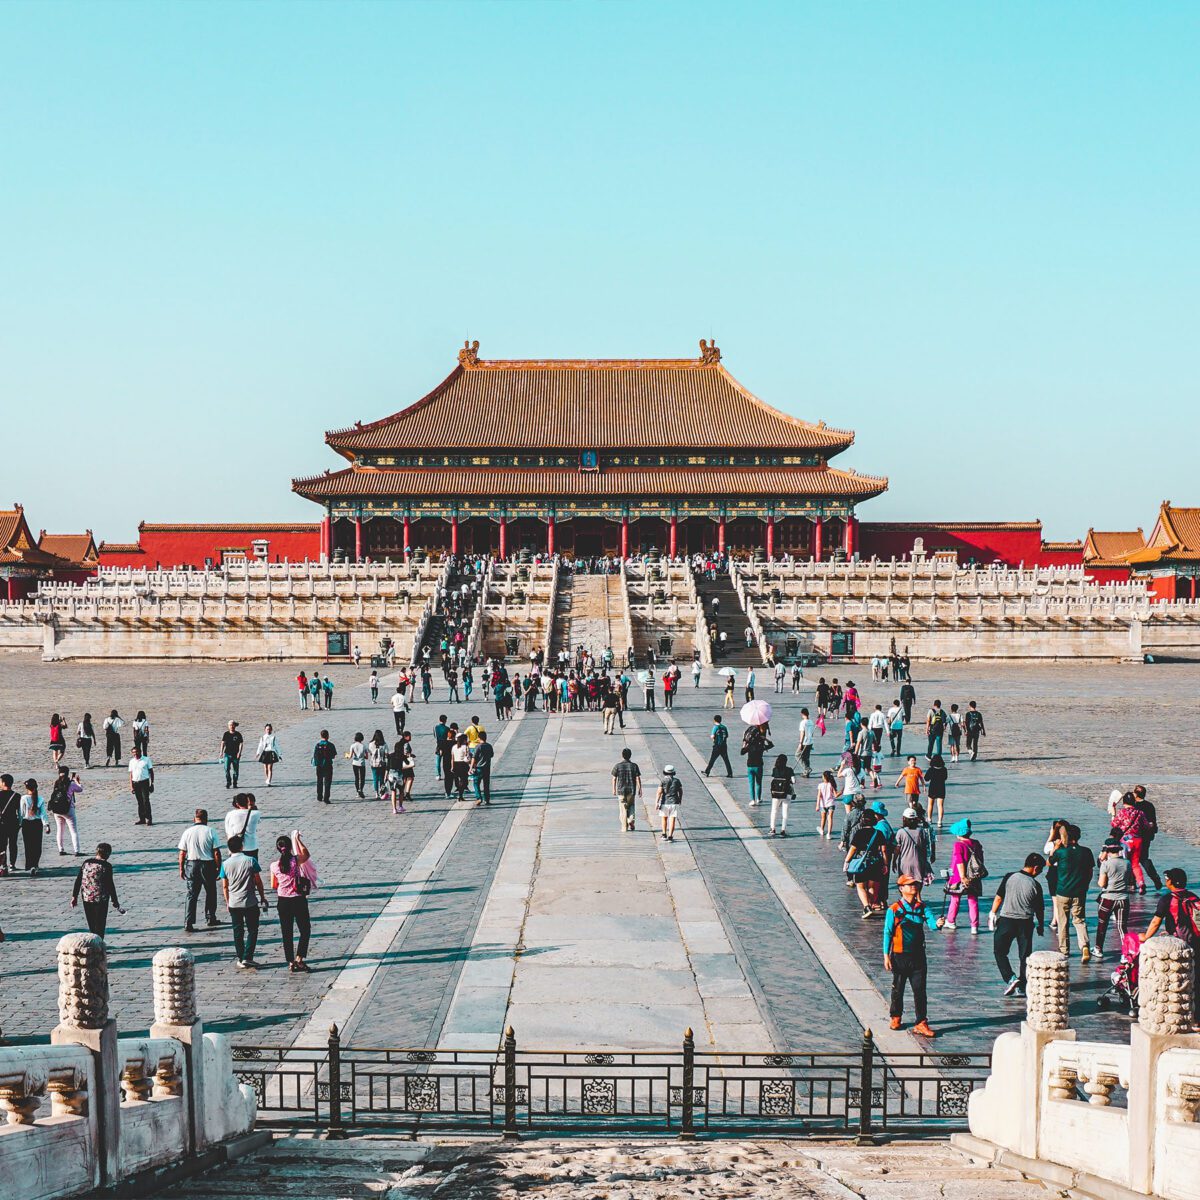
[1,1,1196,543]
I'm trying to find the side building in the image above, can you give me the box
[292,340,888,559]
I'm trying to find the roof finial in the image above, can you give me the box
[698,338,721,365]
[458,339,480,367]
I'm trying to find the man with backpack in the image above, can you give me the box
[963,701,986,761]
[655,765,683,842]
[1142,868,1200,1010]
[704,716,733,777]
[1048,823,1095,962]
[924,701,947,761]
[882,874,944,1036]
[311,730,337,805]
[899,680,916,724]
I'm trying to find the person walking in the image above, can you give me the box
[49,713,68,765]
[0,775,21,872]
[1130,784,1164,891]
[867,704,886,754]
[128,747,155,826]
[310,672,323,710]
[988,853,1047,996]
[774,660,786,694]
[816,770,838,839]
[391,687,408,736]
[270,832,314,972]
[471,731,494,806]
[1048,823,1095,961]
[611,748,642,832]
[255,724,281,786]
[224,793,261,869]
[768,754,795,838]
[883,875,945,1036]
[222,833,267,969]
[297,670,309,709]
[845,809,889,918]
[887,701,904,757]
[20,779,49,874]
[103,709,124,766]
[178,808,221,932]
[963,701,986,761]
[691,659,702,688]
[132,711,151,757]
[450,734,471,801]
[943,818,986,934]
[220,721,244,789]
[71,842,125,934]
[368,730,389,797]
[312,730,337,805]
[322,676,334,709]
[349,733,368,798]
[745,668,756,702]
[796,708,814,778]
[1094,839,1134,958]
[723,673,735,709]
[894,755,925,811]
[49,767,82,856]
[740,723,773,807]
[899,680,916,725]
[924,701,947,761]
[439,722,458,797]
[925,754,949,828]
[791,661,803,693]
[655,765,683,842]
[704,716,733,777]
[1141,868,1200,1006]
[398,734,417,808]
[77,712,97,768]
[369,670,379,703]
[602,687,620,734]
[892,807,935,885]
[1112,792,1152,894]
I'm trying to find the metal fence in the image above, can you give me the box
[231,1026,990,1140]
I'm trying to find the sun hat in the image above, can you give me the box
[870,800,888,817]
[950,818,972,837]
[902,807,918,820]
[896,874,921,888]
[664,765,676,775]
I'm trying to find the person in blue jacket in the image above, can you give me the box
[883,874,944,1037]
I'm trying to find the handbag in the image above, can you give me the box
[846,830,880,875]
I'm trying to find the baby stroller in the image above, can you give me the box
[1096,931,1141,1016]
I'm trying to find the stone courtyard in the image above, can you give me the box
[2,651,1198,1054]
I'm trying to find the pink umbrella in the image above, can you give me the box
[740,699,773,726]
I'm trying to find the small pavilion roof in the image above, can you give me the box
[1083,528,1145,566]
[1124,503,1200,565]
[325,341,857,456]
[38,531,99,567]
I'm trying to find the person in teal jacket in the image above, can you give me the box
[882,875,944,1037]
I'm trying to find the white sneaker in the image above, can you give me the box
[943,920,956,930]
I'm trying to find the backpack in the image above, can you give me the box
[770,773,793,799]
[49,779,72,816]
[662,777,682,804]
[929,710,945,734]
[713,724,728,747]
[1170,893,1200,941]
[79,859,106,904]
[964,840,988,883]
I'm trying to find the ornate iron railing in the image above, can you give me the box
[231,1027,990,1140]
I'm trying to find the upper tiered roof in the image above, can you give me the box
[1125,503,1200,565]
[325,340,856,457]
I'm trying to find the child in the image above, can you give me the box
[816,769,838,840]
[947,704,962,763]
[870,743,885,791]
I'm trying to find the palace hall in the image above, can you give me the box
[292,340,888,560]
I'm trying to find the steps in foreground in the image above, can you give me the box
[162,1137,1052,1199]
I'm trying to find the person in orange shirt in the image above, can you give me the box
[895,756,925,800]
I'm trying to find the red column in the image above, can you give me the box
[321,514,331,561]
[547,516,555,557]
[813,517,823,562]
[450,515,459,556]
[499,517,507,559]
[844,515,857,558]
[718,515,726,557]
[402,514,411,555]
[766,515,775,560]
[669,515,678,558]
[354,517,363,562]
[620,516,629,558]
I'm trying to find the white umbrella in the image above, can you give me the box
[636,670,651,684]
[718,667,737,677]
[740,699,773,726]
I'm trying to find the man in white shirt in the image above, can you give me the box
[391,687,409,735]
[128,749,155,826]
[178,808,222,932]
[796,708,815,778]
[774,660,786,693]
[867,704,887,753]
[224,794,260,868]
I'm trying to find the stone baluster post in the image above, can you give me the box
[51,933,119,1187]
[1129,937,1200,1193]
[149,947,207,1154]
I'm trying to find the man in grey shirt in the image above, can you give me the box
[1095,844,1134,959]
[988,853,1046,997]
[611,748,642,832]
[222,833,267,969]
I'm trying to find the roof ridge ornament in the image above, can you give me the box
[458,339,480,367]
[698,338,721,365]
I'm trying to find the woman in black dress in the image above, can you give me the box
[925,753,949,828]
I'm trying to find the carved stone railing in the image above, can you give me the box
[0,936,257,1200]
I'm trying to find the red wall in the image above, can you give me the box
[99,526,319,570]
[859,523,1045,566]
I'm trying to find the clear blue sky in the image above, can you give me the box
[3,1,1196,542]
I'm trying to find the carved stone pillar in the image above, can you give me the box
[1025,951,1070,1032]
[150,947,206,1153]
[1139,937,1195,1035]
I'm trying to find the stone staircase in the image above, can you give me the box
[563,574,623,659]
